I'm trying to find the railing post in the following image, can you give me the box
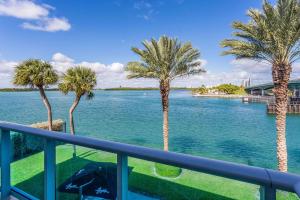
[260,185,276,200]
[117,153,128,200]
[44,139,56,200]
[1,129,11,200]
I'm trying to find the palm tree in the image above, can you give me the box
[126,36,205,151]
[221,0,300,172]
[13,59,58,131]
[59,66,97,136]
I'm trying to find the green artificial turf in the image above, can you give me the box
[154,163,182,178]
[9,145,300,200]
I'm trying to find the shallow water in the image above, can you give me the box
[0,90,299,173]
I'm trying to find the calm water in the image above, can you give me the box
[1,90,300,173]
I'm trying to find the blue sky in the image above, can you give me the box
[0,0,291,88]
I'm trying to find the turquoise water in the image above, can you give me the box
[1,90,300,173]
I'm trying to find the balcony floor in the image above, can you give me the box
[9,145,299,200]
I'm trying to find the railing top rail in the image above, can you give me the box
[1,121,300,196]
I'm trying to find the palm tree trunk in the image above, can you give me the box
[69,95,81,157]
[69,95,81,135]
[272,63,292,172]
[38,86,53,131]
[160,80,170,151]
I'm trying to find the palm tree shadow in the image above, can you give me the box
[14,157,234,200]
[77,150,98,158]
[218,139,267,167]
[129,172,235,200]
[171,135,203,154]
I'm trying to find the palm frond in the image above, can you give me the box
[221,0,300,65]
[59,66,97,100]
[126,36,204,82]
[13,59,58,88]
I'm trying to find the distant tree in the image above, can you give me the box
[13,59,58,131]
[215,84,240,94]
[126,36,205,151]
[192,86,208,94]
[221,0,300,171]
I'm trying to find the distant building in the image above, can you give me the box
[247,77,251,87]
[242,77,251,87]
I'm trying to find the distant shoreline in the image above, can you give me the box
[0,88,59,92]
[0,87,193,92]
[103,87,193,91]
[103,87,158,91]
[192,94,247,98]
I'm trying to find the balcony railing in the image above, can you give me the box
[0,121,300,200]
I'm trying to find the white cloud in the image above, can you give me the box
[6,54,300,89]
[50,54,209,88]
[52,52,74,63]
[49,53,133,88]
[0,60,17,74]
[0,0,71,32]
[172,59,272,87]
[230,59,300,83]
[231,59,270,74]
[22,17,71,32]
[50,53,121,76]
[79,62,106,74]
[109,63,124,73]
[0,53,206,88]
[186,59,272,87]
[51,53,125,75]
[228,59,272,84]
[50,52,74,72]
[0,60,18,87]
[198,59,207,67]
[0,0,49,19]
[190,59,300,87]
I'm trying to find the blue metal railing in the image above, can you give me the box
[1,121,300,200]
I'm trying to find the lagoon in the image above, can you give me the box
[1,90,300,173]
